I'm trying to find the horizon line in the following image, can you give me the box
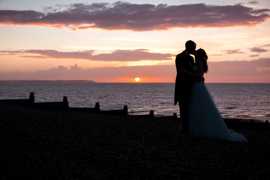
[0,80,269,84]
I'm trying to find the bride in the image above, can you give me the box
[185,49,247,142]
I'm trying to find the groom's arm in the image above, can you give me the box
[176,54,201,81]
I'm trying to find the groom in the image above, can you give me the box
[174,40,196,135]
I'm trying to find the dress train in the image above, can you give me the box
[188,82,247,142]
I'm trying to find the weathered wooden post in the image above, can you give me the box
[63,96,68,107]
[29,92,35,103]
[95,102,100,111]
[123,105,128,115]
[149,110,154,117]
[173,113,177,119]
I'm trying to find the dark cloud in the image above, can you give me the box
[0,58,269,81]
[248,1,258,4]
[250,47,268,53]
[250,44,270,53]
[221,49,244,54]
[0,49,173,61]
[0,2,269,31]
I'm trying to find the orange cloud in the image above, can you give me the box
[209,54,223,57]
[0,2,269,31]
[256,67,270,72]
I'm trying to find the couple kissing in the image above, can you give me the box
[174,40,247,142]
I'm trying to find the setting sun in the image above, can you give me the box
[135,77,140,82]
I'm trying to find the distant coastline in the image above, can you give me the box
[0,80,96,83]
[0,81,268,84]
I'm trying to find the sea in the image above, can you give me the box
[0,82,269,122]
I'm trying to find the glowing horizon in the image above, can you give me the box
[0,0,270,83]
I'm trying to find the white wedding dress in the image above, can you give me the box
[188,66,247,142]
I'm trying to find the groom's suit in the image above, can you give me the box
[174,51,195,134]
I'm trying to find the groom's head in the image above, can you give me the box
[185,40,196,55]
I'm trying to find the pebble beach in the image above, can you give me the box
[1,102,269,179]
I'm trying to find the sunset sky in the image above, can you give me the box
[0,0,269,82]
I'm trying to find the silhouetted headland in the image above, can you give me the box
[0,80,96,83]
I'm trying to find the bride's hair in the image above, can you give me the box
[197,48,208,73]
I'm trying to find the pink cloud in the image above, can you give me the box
[0,49,173,61]
[250,54,259,57]
[221,49,244,54]
[0,2,269,31]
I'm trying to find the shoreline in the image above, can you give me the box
[0,83,269,123]
[1,102,270,179]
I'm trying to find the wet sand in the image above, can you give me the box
[1,102,269,179]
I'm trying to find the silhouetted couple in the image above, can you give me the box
[174,40,247,142]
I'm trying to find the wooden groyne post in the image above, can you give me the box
[95,102,100,111]
[63,96,68,106]
[123,105,128,115]
[149,110,154,117]
[29,92,35,103]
